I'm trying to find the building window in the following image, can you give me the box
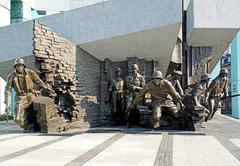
[37,10,46,15]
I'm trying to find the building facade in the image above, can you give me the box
[231,32,240,119]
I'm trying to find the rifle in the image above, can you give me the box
[6,113,9,122]
[220,94,240,100]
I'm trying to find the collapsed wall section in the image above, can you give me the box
[33,20,90,128]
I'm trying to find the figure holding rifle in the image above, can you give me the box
[206,68,229,120]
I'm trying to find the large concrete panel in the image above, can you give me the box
[38,0,182,45]
[34,0,108,12]
[0,0,182,71]
[187,0,240,71]
[0,21,34,63]
[80,23,181,73]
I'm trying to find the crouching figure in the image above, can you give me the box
[128,71,184,129]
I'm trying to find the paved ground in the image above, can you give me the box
[0,113,240,166]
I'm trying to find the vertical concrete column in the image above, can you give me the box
[231,32,240,119]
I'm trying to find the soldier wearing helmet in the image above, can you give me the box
[4,58,53,130]
[129,70,184,129]
[165,70,184,97]
[189,73,211,107]
[106,67,124,124]
[183,73,210,112]
[206,68,229,120]
[124,64,145,126]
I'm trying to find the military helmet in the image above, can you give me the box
[115,67,121,72]
[220,68,228,74]
[132,64,139,70]
[152,71,163,79]
[14,58,26,68]
[201,73,210,81]
[173,70,182,76]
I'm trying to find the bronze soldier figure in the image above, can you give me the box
[207,68,229,120]
[190,73,210,108]
[4,58,53,129]
[106,67,124,124]
[129,71,184,129]
[182,73,210,129]
[165,70,184,97]
[124,64,145,126]
[57,86,76,119]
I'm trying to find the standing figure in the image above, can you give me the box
[207,68,229,120]
[106,67,124,124]
[4,58,53,129]
[124,64,145,126]
[129,71,184,129]
[165,70,184,97]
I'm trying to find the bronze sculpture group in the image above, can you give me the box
[108,64,229,129]
[4,59,229,131]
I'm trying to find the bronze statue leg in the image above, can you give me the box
[207,98,215,120]
[151,104,161,129]
[211,98,221,119]
[150,100,162,129]
[168,107,179,118]
[111,91,117,113]
[125,97,132,128]
[15,94,36,128]
[15,97,27,127]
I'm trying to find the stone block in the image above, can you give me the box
[41,62,51,70]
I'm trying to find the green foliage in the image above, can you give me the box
[0,113,14,121]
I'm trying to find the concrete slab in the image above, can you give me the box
[83,134,162,166]
[0,133,115,166]
[230,139,240,149]
[0,133,24,142]
[173,135,240,166]
[0,135,61,157]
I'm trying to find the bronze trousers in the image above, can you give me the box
[15,93,36,127]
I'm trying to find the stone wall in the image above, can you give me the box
[188,46,212,85]
[75,47,101,127]
[33,20,89,128]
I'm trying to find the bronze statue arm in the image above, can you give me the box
[223,80,229,97]
[105,81,112,103]
[140,77,146,87]
[28,70,53,93]
[29,70,48,88]
[131,85,143,91]
[206,79,216,93]
[175,80,184,96]
[4,75,13,113]
[132,85,148,106]
[166,82,184,108]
